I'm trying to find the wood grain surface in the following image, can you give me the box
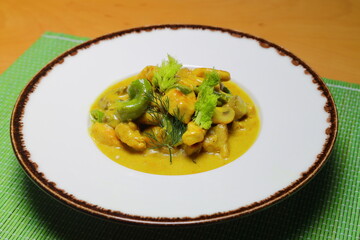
[1,0,359,84]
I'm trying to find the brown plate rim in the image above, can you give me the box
[10,24,338,226]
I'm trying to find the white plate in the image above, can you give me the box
[11,25,337,226]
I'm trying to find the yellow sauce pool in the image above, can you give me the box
[90,76,260,175]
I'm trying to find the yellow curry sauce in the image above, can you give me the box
[90,75,260,175]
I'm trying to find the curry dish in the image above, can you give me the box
[89,56,260,175]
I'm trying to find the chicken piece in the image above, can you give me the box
[231,120,246,132]
[230,104,257,132]
[247,104,256,116]
[177,68,203,88]
[232,116,259,134]
[203,124,229,158]
[103,109,120,128]
[137,110,161,125]
[163,89,196,124]
[227,95,248,120]
[115,122,146,151]
[142,126,181,154]
[182,121,206,146]
[143,126,165,147]
[90,122,121,147]
[183,142,203,156]
[212,105,235,124]
[137,65,157,82]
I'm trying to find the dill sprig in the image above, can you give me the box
[144,91,186,163]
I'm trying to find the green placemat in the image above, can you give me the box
[0,32,359,240]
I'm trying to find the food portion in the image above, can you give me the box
[89,56,260,175]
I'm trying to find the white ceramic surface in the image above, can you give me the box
[11,25,337,225]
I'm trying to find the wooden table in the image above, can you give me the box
[1,0,359,84]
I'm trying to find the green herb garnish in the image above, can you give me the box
[153,55,182,93]
[194,70,221,129]
[144,92,186,163]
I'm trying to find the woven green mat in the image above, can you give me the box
[0,32,359,240]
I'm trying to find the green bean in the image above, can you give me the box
[117,79,152,121]
[220,83,231,94]
[214,91,231,106]
[90,109,105,123]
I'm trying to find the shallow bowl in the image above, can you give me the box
[11,25,337,226]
